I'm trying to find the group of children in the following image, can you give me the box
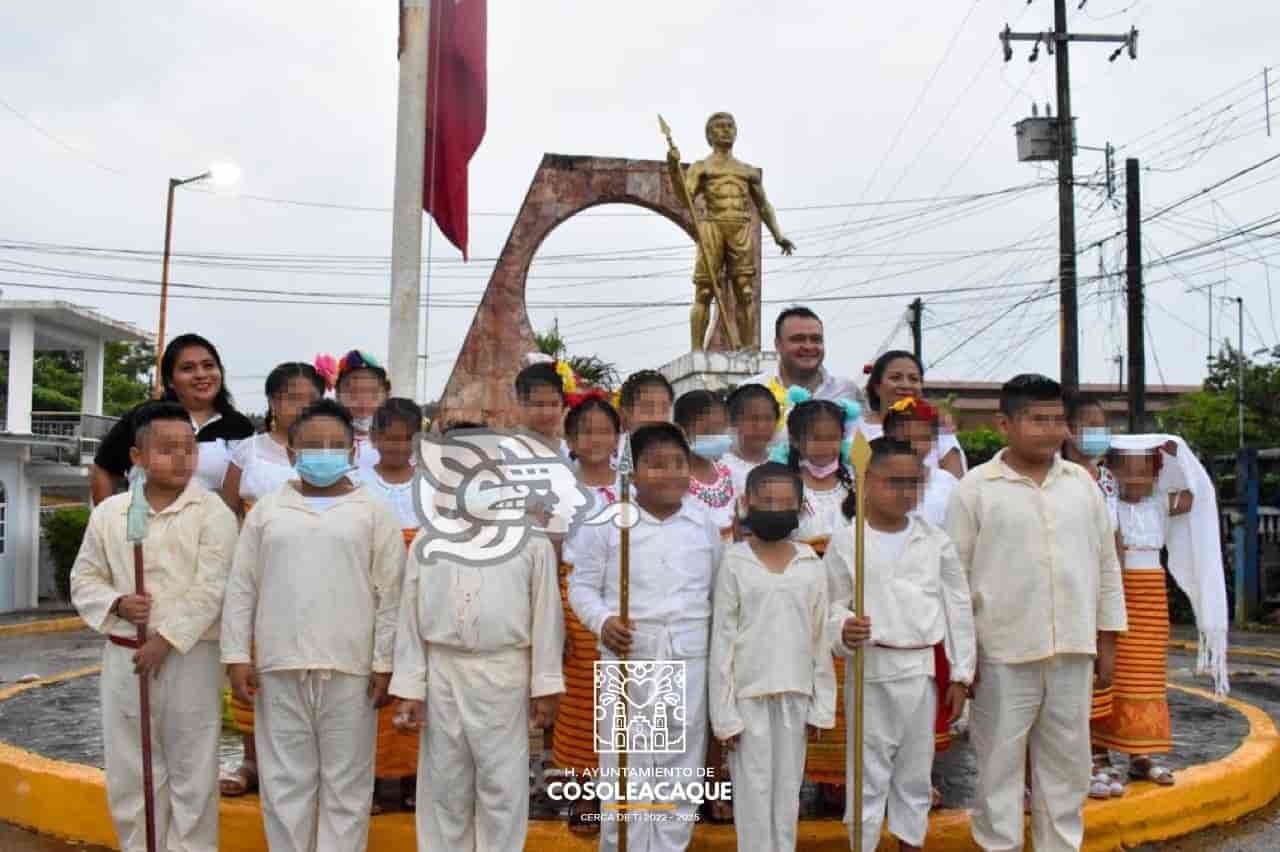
[70,341,1224,852]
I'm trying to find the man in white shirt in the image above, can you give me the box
[945,375,1126,852]
[569,423,724,852]
[71,402,239,852]
[390,532,565,851]
[746,306,865,403]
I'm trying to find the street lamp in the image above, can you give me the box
[153,162,241,397]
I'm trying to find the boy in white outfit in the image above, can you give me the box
[222,399,404,852]
[569,422,723,852]
[826,437,975,852]
[71,402,239,852]
[945,375,1126,852]
[710,462,836,851]
[389,470,566,851]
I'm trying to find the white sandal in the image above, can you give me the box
[1088,771,1112,799]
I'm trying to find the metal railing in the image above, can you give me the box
[0,411,118,457]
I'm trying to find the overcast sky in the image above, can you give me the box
[2,1,1277,414]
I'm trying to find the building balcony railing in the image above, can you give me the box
[0,411,118,461]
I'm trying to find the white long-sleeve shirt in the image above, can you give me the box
[825,516,976,685]
[71,482,238,654]
[220,483,404,676]
[944,449,1127,664]
[709,542,836,740]
[567,495,723,657]
[389,535,565,702]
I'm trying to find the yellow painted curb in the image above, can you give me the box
[0,615,85,638]
[1,675,1276,851]
[1170,639,1280,662]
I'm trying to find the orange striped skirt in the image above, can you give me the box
[802,539,847,783]
[552,562,600,775]
[1091,570,1171,755]
[375,528,423,779]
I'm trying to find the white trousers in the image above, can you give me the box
[970,655,1094,852]
[850,676,936,851]
[255,669,377,852]
[727,693,809,852]
[598,653,709,852]
[415,646,531,852]
[101,640,222,852]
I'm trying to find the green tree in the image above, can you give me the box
[533,321,620,390]
[0,341,154,417]
[1157,344,1280,455]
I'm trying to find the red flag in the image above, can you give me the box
[423,0,486,260]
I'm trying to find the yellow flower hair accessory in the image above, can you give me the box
[554,360,578,395]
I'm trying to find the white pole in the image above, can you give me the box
[389,0,430,397]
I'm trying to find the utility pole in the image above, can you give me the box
[1236,296,1245,450]
[1001,9,1137,394]
[388,0,431,396]
[1125,158,1145,432]
[908,297,924,363]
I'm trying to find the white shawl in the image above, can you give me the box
[1111,434,1229,696]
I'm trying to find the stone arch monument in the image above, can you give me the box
[437,153,761,426]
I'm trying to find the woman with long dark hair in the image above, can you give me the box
[857,350,965,479]
[90,333,254,504]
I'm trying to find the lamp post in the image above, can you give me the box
[153,162,241,397]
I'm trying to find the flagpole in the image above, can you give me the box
[389,0,430,396]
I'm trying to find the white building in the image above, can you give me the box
[0,301,151,613]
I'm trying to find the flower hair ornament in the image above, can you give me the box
[313,354,338,392]
[767,441,791,464]
[834,397,862,425]
[554,360,579,395]
[888,396,938,421]
[565,386,610,409]
[337,349,383,381]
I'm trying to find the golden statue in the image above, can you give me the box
[661,112,795,351]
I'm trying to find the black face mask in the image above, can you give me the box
[745,509,799,542]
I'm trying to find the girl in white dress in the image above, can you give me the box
[675,389,737,535]
[881,397,959,528]
[221,362,324,520]
[359,397,423,812]
[774,395,860,546]
[723,383,781,498]
[331,349,390,472]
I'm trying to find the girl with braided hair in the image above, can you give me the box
[775,396,859,544]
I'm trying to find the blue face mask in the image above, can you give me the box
[1078,427,1112,458]
[691,434,733,461]
[295,448,353,487]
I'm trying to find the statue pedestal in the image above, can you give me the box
[657,350,778,397]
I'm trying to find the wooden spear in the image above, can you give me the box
[848,432,872,852]
[125,470,158,852]
[616,433,633,852]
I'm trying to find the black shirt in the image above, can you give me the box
[93,403,256,478]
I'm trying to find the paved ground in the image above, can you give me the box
[3,626,1280,850]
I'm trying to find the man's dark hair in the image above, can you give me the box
[288,399,356,445]
[619,370,674,411]
[514,362,565,403]
[999,373,1063,417]
[133,401,192,450]
[744,461,802,502]
[630,422,690,465]
[774,306,822,340]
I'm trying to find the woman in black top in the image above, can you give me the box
[90,333,255,503]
